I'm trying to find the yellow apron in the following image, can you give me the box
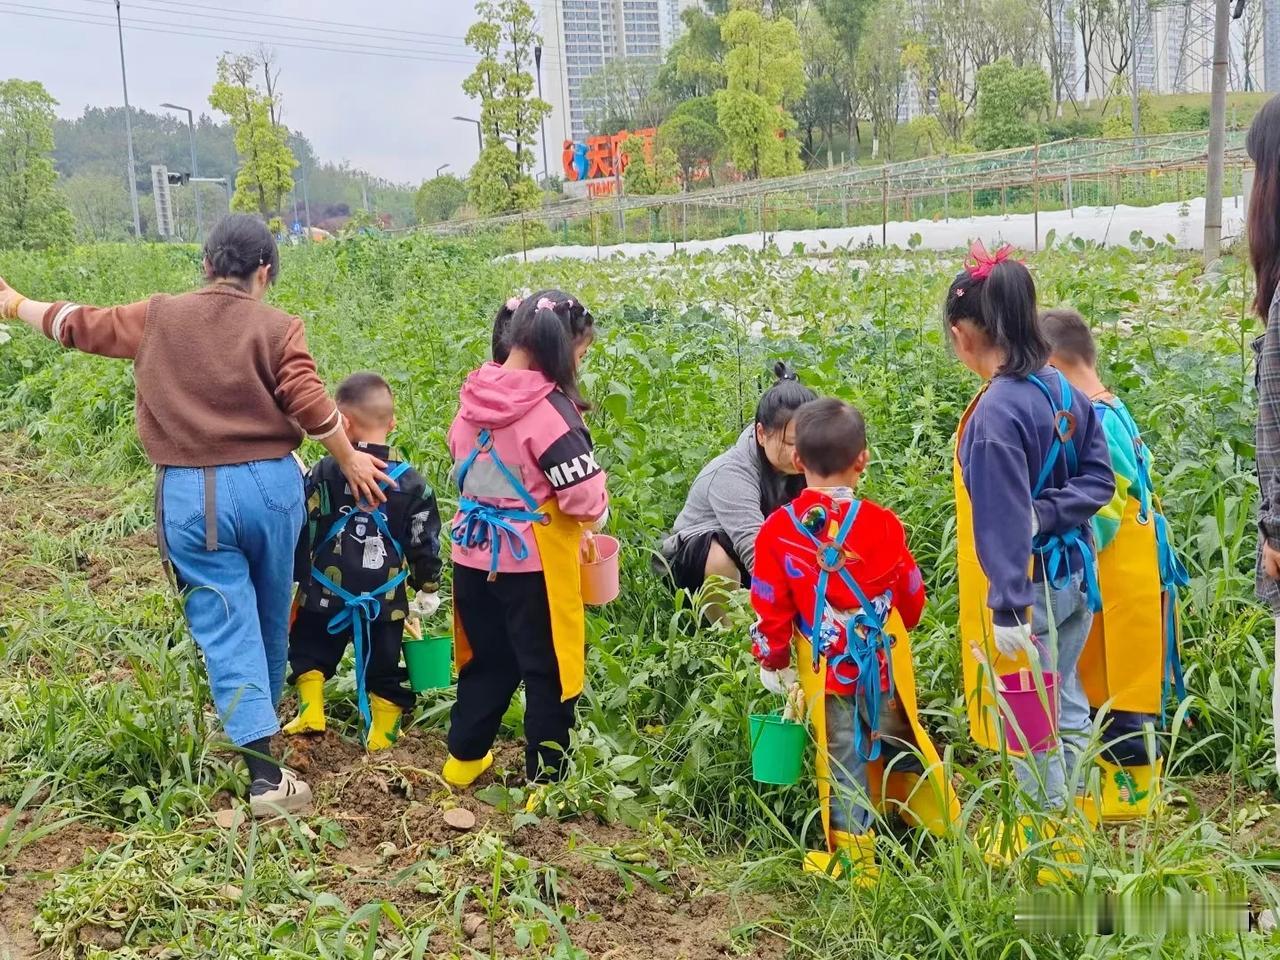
[797,609,959,849]
[1078,496,1164,714]
[454,499,588,701]
[954,388,1038,754]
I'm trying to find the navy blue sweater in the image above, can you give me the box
[959,367,1115,626]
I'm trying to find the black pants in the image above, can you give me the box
[288,608,415,711]
[449,565,578,782]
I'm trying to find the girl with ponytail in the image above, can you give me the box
[442,290,608,794]
[660,361,817,610]
[947,244,1114,845]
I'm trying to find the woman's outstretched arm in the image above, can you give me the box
[2,276,147,359]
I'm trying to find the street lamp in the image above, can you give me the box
[436,163,451,178]
[534,44,550,185]
[161,102,203,242]
[453,116,483,158]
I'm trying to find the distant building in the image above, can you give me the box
[539,0,698,147]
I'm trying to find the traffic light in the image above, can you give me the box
[166,172,190,186]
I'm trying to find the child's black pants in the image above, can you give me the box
[288,608,416,710]
[449,565,578,782]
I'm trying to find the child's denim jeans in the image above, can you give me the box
[825,689,923,835]
[1014,573,1093,809]
[161,456,304,746]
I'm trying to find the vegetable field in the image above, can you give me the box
[1,235,1278,959]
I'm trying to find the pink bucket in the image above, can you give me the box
[580,533,620,606]
[997,670,1059,753]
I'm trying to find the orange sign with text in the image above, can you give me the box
[563,128,655,182]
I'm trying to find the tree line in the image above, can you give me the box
[1,49,420,250]
[439,0,1262,219]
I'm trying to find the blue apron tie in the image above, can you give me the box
[785,501,896,762]
[1028,371,1102,613]
[450,429,548,580]
[309,460,412,734]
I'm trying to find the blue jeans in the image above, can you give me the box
[1014,574,1093,809]
[162,456,304,747]
[825,690,921,835]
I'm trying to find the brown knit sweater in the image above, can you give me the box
[41,284,340,467]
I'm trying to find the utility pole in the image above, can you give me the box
[1205,0,1231,262]
[1266,0,1280,90]
[115,1,141,238]
[1130,0,1142,141]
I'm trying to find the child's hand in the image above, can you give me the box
[759,665,797,695]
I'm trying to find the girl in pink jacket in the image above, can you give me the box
[443,290,609,789]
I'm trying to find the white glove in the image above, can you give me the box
[993,622,1035,659]
[590,505,610,533]
[1030,508,1041,537]
[759,665,798,695]
[409,591,441,619]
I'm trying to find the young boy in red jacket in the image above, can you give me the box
[750,397,957,881]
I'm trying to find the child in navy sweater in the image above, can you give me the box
[948,244,1114,822]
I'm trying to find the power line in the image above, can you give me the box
[67,0,476,53]
[0,4,482,64]
[109,0,470,43]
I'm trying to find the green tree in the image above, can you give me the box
[854,3,905,158]
[463,0,550,215]
[658,97,724,188]
[414,174,469,223]
[657,8,728,100]
[581,56,667,134]
[973,57,1051,149]
[60,172,132,242]
[0,79,73,249]
[796,6,849,166]
[208,53,296,225]
[716,7,806,179]
[620,134,678,196]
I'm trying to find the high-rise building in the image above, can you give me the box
[539,1,696,149]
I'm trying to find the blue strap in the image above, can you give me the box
[1155,513,1190,722]
[783,501,895,762]
[1027,372,1078,497]
[451,430,546,576]
[307,458,415,732]
[312,567,409,732]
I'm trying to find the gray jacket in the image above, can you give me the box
[662,426,767,571]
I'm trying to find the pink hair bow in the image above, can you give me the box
[505,296,522,312]
[965,240,1021,282]
[536,297,556,311]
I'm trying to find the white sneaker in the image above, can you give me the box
[248,769,312,818]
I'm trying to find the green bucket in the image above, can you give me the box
[748,713,806,786]
[404,634,453,692]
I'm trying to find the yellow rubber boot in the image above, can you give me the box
[442,752,494,788]
[892,771,959,837]
[804,830,878,887]
[366,694,403,752]
[282,671,325,736]
[1099,758,1161,821]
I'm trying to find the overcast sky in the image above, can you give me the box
[3,0,494,184]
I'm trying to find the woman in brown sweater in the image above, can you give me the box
[1,214,388,817]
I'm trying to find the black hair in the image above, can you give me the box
[793,398,868,476]
[506,289,595,409]
[1248,94,1280,318]
[335,371,394,422]
[943,258,1047,379]
[203,213,280,288]
[754,361,818,515]
[1039,307,1097,366]
[492,299,517,363]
